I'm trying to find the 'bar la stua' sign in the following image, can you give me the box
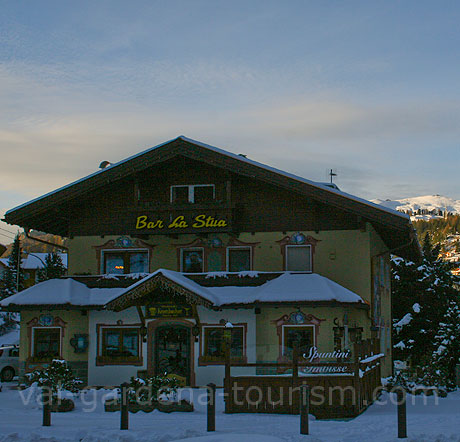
[136,214,228,231]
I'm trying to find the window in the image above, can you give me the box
[32,328,61,361]
[227,247,251,272]
[103,250,149,274]
[286,245,312,272]
[171,185,215,204]
[282,325,314,358]
[181,248,204,273]
[98,327,141,365]
[201,326,245,364]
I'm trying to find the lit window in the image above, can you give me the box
[202,326,245,363]
[33,328,61,361]
[283,326,314,358]
[286,245,312,272]
[103,251,149,274]
[227,247,251,272]
[181,249,204,273]
[171,185,215,204]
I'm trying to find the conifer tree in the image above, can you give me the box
[0,234,25,299]
[392,233,460,371]
[0,234,24,334]
[37,253,67,282]
[421,301,460,390]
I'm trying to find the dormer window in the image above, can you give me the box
[171,184,215,204]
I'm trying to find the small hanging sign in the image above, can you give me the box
[145,302,193,318]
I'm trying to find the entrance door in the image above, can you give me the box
[154,324,191,385]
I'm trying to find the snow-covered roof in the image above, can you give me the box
[0,253,68,270]
[0,270,366,309]
[0,278,123,307]
[208,273,364,305]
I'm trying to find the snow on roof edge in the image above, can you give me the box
[6,136,409,223]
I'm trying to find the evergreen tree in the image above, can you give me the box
[0,234,24,334]
[392,233,460,370]
[0,234,25,299]
[37,253,67,282]
[421,301,460,390]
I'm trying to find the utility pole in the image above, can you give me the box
[16,235,21,293]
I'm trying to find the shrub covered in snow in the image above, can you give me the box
[127,374,180,404]
[26,359,82,399]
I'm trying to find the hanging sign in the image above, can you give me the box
[135,214,228,231]
[145,302,193,318]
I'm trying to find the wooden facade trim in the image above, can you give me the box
[105,273,213,312]
[3,137,419,260]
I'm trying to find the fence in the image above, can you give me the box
[224,339,383,419]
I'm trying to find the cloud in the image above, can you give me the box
[1,56,460,207]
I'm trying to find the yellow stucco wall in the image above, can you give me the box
[67,227,376,304]
[19,310,89,363]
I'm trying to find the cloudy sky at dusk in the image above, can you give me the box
[1,1,459,240]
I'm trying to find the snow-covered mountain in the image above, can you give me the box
[372,195,460,221]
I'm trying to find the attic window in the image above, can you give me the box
[171,185,215,204]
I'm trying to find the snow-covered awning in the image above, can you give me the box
[1,270,367,311]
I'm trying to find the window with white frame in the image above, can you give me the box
[181,248,204,273]
[286,245,312,272]
[227,247,251,272]
[170,184,215,204]
[32,327,61,361]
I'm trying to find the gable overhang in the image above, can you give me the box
[3,136,420,260]
[105,273,214,312]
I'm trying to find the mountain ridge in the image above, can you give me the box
[371,195,460,221]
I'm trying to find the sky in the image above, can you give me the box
[1,0,459,242]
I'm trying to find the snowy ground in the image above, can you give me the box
[0,383,459,442]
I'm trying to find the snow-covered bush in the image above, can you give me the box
[128,374,180,404]
[27,359,82,399]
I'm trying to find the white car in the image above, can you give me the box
[0,344,19,382]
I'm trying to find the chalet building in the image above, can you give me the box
[1,136,420,388]
[0,253,68,289]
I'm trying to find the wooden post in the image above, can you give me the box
[292,344,299,380]
[207,383,216,432]
[397,387,407,438]
[300,384,309,435]
[120,382,129,431]
[42,386,51,427]
[224,348,231,413]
